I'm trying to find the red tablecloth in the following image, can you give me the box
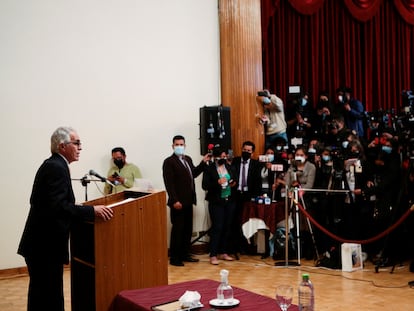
[109,279,298,311]
[241,201,286,236]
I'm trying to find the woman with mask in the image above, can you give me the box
[260,146,276,197]
[202,147,237,265]
[284,147,317,259]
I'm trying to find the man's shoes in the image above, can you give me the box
[210,256,219,265]
[183,256,199,263]
[170,260,184,267]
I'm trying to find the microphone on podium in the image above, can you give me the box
[88,169,106,182]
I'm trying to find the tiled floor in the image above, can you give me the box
[1,254,413,311]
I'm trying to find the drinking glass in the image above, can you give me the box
[275,284,293,311]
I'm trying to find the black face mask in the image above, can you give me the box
[114,158,124,169]
[217,158,227,166]
[241,151,251,161]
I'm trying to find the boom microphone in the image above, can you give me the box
[89,169,106,182]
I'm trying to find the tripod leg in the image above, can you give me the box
[300,195,320,260]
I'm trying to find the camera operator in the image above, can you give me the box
[363,137,402,261]
[257,89,288,149]
[285,91,315,146]
[342,140,372,241]
[335,87,365,140]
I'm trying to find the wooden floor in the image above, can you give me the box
[1,254,413,311]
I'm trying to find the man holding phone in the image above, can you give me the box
[104,147,142,194]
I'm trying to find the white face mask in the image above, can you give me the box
[295,156,305,163]
[338,95,343,102]
[174,146,185,156]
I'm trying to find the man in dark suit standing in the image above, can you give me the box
[162,135,210,266]
[18,126,113,311]
[230,140,262,256]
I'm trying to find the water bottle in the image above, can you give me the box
[217,269,233,304]
[298,273,314,311]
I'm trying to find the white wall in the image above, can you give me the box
[0,0,219,269]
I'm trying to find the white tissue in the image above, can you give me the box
[178,290,201,308]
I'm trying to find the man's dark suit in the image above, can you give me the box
[230,156,262,254]
[162,153,206,264]
[18,153,95,311]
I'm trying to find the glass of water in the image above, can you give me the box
[275,284,293,311]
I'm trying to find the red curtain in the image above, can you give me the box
[261,0,414,113]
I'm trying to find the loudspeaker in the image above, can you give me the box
[199,106,231,155]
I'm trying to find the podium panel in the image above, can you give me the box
[71,190,168,311]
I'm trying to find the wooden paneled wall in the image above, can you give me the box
[219,0,265,156]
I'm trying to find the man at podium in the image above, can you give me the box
[17,126,113,311]
[163,135,210,266]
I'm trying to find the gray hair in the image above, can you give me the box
[50,126,75,153]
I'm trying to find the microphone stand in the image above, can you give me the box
[72,176,92,201]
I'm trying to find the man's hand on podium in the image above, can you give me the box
[94,205,114,221]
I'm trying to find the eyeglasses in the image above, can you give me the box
[67,140,82,147]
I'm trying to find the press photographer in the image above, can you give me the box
[256,89,288,149]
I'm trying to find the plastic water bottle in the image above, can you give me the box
[217,269,233,304]
[298,273,314,311]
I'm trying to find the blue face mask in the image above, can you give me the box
[266,154,274,162]
[322,155,331,162]
[301,98,307,106]
[174,146,185,156]
[262,97,271,105]
[382,145,392,154]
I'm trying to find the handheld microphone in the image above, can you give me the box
[89,169,106,182]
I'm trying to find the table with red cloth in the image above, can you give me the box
[109,279,298,311]
[241,201,286,239]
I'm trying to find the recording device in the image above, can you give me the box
[259,155,272,162]
[271,164,284,172]
[89,169,106,182]
[257,91,269,97]
[112,171,119,178]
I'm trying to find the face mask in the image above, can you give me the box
[342,141,349,149]
[322,155,331,162]
[217,158,227,166]
[241,151,251,161]
[295,156,305,163]
[276,146,282,151]
[308,148,316,154]
[174,146,185,156]
[382,145,392,154]
[266,154,274,162]
[338,95,343,103]
[301,98,307,106]
[114,158,124,169]
[262,97,271,105]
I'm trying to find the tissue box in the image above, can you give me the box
[341,243,363,272]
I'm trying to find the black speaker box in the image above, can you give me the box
[199,106,231,155]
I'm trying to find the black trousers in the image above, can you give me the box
[169,204,193,262]
[25,257,64,311]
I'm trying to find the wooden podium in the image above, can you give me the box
[70,190,168,311]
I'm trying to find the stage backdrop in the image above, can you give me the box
[261,0,414,113]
